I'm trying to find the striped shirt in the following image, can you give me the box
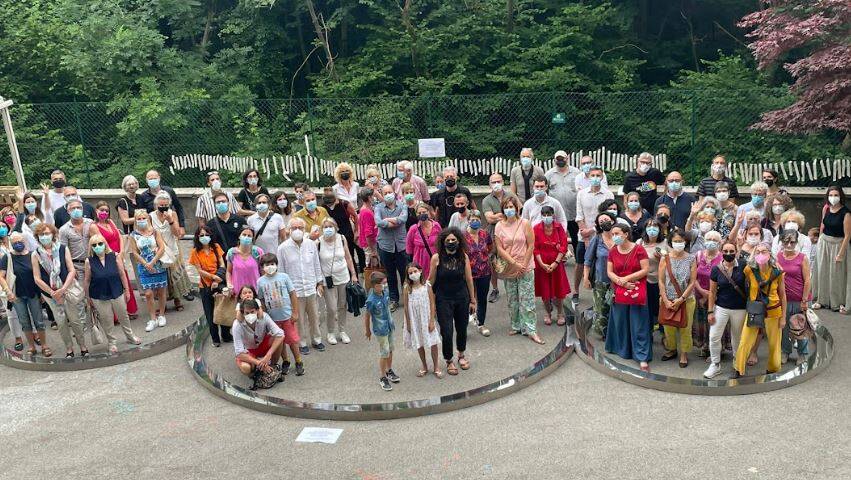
[195,190,240,221]
[696,176,739,199]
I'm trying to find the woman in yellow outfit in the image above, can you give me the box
[733,243,787,377]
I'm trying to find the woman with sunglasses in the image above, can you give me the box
[778,231,811,365]
[704,240,748,378]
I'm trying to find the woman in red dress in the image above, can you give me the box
[533,206,571,326]
[91,201,139,319]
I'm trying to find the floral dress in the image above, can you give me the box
[131,231,167,290]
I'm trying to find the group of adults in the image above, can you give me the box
[4,152,845,382]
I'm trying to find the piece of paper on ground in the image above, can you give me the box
[296,427,343,444]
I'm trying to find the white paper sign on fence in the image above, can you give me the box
[418,138,446,158]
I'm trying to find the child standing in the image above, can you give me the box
[402,263,442,378]
[256,254,304,376]
[364,271,400,391]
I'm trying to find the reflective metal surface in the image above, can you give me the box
[0,320,196,371]
[186,315,575,420]
[573,308,834,395]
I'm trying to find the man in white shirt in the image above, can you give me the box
[574,166,613,300]
[40,169,67,225]
[521,176,567,229]
[276,217,325,354]
[574,155,610,191]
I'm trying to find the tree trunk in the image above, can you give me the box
[305,0,337,80]
[506,0,515,33]
[199,6,215,56]
[401,0,420,76]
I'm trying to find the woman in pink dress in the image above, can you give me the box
[91,201,139,319]
[533,205,571,326]
[406,202,441,279]
[226,227,264,297]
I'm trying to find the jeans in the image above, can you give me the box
[13,296,44,332]
[378,247,407,303]
[709,306,745,365]
[436,296,469,361]
[473,275,490,326]
[782,301,809,356]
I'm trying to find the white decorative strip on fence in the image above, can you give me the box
[730,159,851,185]
[168,147,668,181]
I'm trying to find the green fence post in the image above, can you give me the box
[690,90,697,172]
[72,97,92,186]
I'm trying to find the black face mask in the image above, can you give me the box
[417,213,429,222]
[764,179,775,187]
[599,222,613,232]
[555,159,567,168]
[323,195,336,205]
[157,206,169,213]
[340,172,351,181]
[723,253,736,263]
[444,178,456,188]
[457,206,466,214]
[657,215,669,224]
[52,179,66,189]
[445,242,458,253]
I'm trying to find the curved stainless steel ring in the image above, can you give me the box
[186,319,575,420]
[0,321,196,371]
[572,311,834,395]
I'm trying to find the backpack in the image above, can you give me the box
[250,364,282,390]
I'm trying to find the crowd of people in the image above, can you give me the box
[1,151,842,388]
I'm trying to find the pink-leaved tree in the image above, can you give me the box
[738,0,850,147]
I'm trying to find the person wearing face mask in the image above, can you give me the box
[189,226,230,346]
[713,182,738,239]
[332,162,360,205]
[129,210,169,332]
[392,160,430,203]
[654,204,673,241]
[256,254,304,375]
[207,192,248,253]
[292,182,308,212]
[762,168,786,197]
[400,182,419,231]
[736,180,768,221]
[697,155,739,200]
[770,210,812,257]
[777,231,811,365]
[761,193,793,236]
[606,222,652,372]
[583,213,618,335]
[623,152,666,212]
[317,219,358,346]
[575,166,614,303]
[91,201,139,319]
[495,197,543,344]
[693,230,723,358]
[83,234,141,354]
[0,232,50,356]
[405,203,441,280]
[226,227,263,311]
[658,227,698,368]
[732,244,787,378]
[293,190,330,241]
[31,223,88,358]
[374,185,409,311]
[53,186,96,228]
[812,185,851,313]
[688,211,717,253]
[533,205,571,327]
[321,186,361,273]
[232,299,286,381]
[363,271,399,390]
[704,240,748,378]
[1,206,37,252]
[620,191,651,241]
[428,228,479,375]
[685,196,722,239]
[574,155,610,191]
[463,210,493,336]
[433,172,445,192]
[20,192,44,238]
[430,165,475,227]
[357,189,379,268]
[276,217,325,354]
[117,175,142,235]
[521,176,567,229]
[362,167,388,205]
[481,172,518,303]
[236,168,269,217]
[0,220,25,350]
[637,219,665,333]
[196,171,239,225]
[247,193,287,258]
[272,192,293,228]
[140,170,186,233]
[509,147,545,202]
[58,198,94,277]
[40,169,68,225]
[448,194,473,231]
[151,192,193,310]
[546,151,582,263]
[653,171,695,230]
[401,262,442,378]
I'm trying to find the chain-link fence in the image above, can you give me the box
[0,90,845,190]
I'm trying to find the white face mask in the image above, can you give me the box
[828,196,840,206]
[784,222,799,232]
[772,205,785,215]
[711,164,726,175]
[671,242,686,252]
[264,264,278,275]
[244,313,258,325]
[409,272,421,282]
[290,229,304,242]
[698,221,712,233]
[746,236,761,246]
[491,182,503,192]
[716,192,729,202]
[637,163,650,174]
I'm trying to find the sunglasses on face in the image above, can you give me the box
[722,250,737,254]
[782,240,797,245]
[93,242,105,247]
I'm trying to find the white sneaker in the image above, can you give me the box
[145,320,157,332]
[340,332,351,344]
[327,333,338,345]
[703,363,722,379]
[157,315,167,327]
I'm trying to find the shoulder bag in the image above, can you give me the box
[745,268,779,328]
[213,292,237,327]
[254,213,274,240]
[658,256,687,328]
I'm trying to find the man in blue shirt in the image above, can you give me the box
[653,171,695,230]
[373,185,408,311]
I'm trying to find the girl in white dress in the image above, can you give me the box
[402,263,442,378]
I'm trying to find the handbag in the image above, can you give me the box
[613,246,646,305]
[89,310,106,346]
[658,256,687,328]
[363,265,386,290]
[746,268,779,328]
[788,313,810,340]
[492,256,508,275]
[251,364,282,390]
[495,220,525,279]
[318,234,338,288]
[213,293,237,327]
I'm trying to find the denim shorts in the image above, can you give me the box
[376,331,394,358]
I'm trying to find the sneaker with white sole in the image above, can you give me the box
[327,333,338,345]
[340,332,351,344]
[157,315,167,327]
[703,362,722,379]
[145,320,157,332]
[380,376,392,391]
[487,289,500,303]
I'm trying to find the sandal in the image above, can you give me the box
[529,333,546,345]
[80,349,90,357]
[556,316,566,326]
[458,356,470,370]
[478,326,491,337]
[175,304,185,312]
[416,369,428,377]
[508,329,521,336]
[433,369,444,379]
[65,351,74,358]
[661,350,678,361]
[811,302,822,310]
[840,306,848,315]
[747,353,758,367]
[27,347,37,356]
[447,362,459,375]
[42,347,52,358]
[639,363,650,373]
[543,314,552,326]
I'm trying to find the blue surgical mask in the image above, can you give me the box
[627,201,640,211]
[199,235,211,246]
[215,202,229,214]
[534,189,546,198]
[384,193,395,204]
[147,178,160,189]
[521,156,532,168]
[612,235,624,246]
[39,234,53,246]
[589,177,602,187]
[24,202,37,213]
[256,203,269,213]
[306,200,317,211]
[396,171,406,179]
[646,226,660,238]
[542,216,554,225]
[239,236,252,246]
[581,164,592,174]
[323,227,335,238]
[12,242,25,252]
[470,220,482,230]
[504,208,516,218]
[247,177,258,186]
[70,208,84,220]
[436,183,445,190]
[136,220,148,229]
[705,241,718,251]
[0,226,8,237]
[752,195,764,207]
[668,181,682,192]
[404,193,415,202]
[92,244,106,255]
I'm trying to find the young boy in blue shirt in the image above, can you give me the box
[364,271,400,391]
[256,253,304,376]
